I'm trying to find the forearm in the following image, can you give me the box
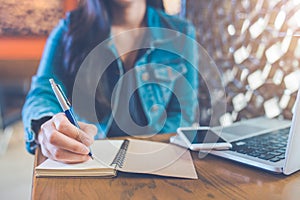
[22,76,63,154]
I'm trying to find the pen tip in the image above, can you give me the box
[88,152,94,160]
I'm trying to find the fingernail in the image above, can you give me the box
[80,145,89,154]
[85,146,90,153]
[82,137,92,146]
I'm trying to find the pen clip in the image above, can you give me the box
[56,84,71,107]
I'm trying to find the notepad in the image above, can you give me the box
[35,139,198,179]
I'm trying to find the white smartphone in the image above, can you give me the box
[176,127,232,151]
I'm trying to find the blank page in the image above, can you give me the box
[119,139,198,179]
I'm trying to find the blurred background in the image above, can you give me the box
[187,0,300,126]
[0,0,300,199]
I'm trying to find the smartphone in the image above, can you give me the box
[176,127,232,151]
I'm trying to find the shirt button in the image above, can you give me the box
[142,73,149,81]
[151,105,159,112]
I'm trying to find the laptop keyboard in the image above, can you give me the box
[230,128,290,162]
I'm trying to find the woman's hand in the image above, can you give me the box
[38,113,97,163]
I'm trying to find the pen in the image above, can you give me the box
[49,78,93,159]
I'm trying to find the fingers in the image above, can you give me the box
[38,127,90,163]
[41,120,90,153]
[40,142,90,164]
[38,113,98,163]
[52,113,96,146]
[78,122,97,140]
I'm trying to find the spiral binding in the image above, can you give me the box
[110,139,129,168]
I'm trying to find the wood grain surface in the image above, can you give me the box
[31,134,300,200]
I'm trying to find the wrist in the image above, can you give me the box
[31,116,52,145]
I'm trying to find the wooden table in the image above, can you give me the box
[31,134,300,200]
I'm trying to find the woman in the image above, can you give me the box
[22,0,199,163]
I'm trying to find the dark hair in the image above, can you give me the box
[61,0,164,119]
[63,0,164,75]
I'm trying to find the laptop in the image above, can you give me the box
[206,89,300,175]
